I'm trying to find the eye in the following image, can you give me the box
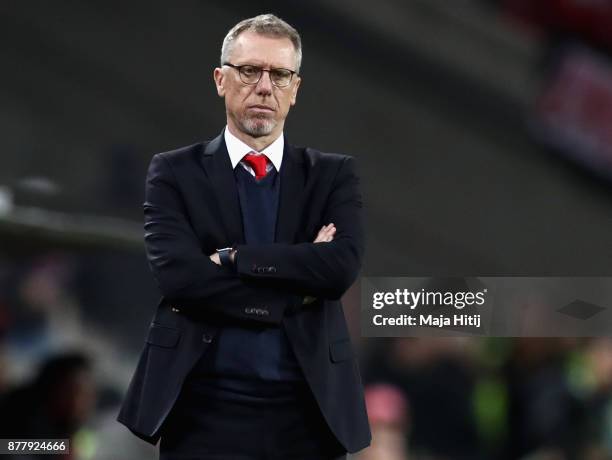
[271,69,291,79]
[241,65,258,77]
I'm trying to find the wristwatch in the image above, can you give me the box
[217,247,235,266]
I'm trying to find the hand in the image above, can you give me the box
[313,223,335,243]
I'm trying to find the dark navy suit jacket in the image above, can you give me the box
[116,130,371,453]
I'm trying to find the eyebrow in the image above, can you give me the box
[234,62,293,70]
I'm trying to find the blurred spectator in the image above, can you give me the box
[578,338,612,458]
[4,254,78,359]
[502,338,581,459]
[362,338,482,459]
[357,383,410,460]
[0,351,96,459]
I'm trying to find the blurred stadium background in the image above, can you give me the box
[2,1,612,459]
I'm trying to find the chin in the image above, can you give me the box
[241,118,276,137]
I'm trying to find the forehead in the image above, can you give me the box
[230,31,297,69]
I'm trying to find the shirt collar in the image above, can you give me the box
[223,125,284,172]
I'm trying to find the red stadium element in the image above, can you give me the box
[535,46,612,177]
[504,0,612,50]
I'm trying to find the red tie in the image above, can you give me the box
[243,153,269,179]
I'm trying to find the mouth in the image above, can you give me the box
[247,104,275,113]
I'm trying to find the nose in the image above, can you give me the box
[255,70,273,95]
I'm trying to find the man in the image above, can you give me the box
[117,14,371,460]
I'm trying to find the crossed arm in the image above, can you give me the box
[144,153,363,325]
[210,224,336,306]
[209,223,336,264]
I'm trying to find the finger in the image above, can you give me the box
[314,229,327,243]
[314,224,336,243]
[319,228,333,237]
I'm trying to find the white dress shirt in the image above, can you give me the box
[223,125,284,176]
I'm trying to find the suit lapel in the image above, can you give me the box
[199,132,245,245]
[276,141,305,244]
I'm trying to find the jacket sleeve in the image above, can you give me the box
[143,153,290,324]
[235,156,364,300]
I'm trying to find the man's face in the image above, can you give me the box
[214,31,301,138]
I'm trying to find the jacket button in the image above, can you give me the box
[202,333,213,343]
[171,307,181,313]
[268,266,277,273]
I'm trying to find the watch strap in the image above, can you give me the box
[217,247,234,266]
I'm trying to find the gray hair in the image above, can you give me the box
[220,14,302,73]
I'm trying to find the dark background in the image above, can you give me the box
[2,1,612,459]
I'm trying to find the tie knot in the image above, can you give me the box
[243,153,269,179]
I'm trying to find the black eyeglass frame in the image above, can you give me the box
[222,62,298,88]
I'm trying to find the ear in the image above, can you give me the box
[289,76,301,106]
[213,67,226,97]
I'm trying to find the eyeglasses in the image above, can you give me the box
[223,62,298,88]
